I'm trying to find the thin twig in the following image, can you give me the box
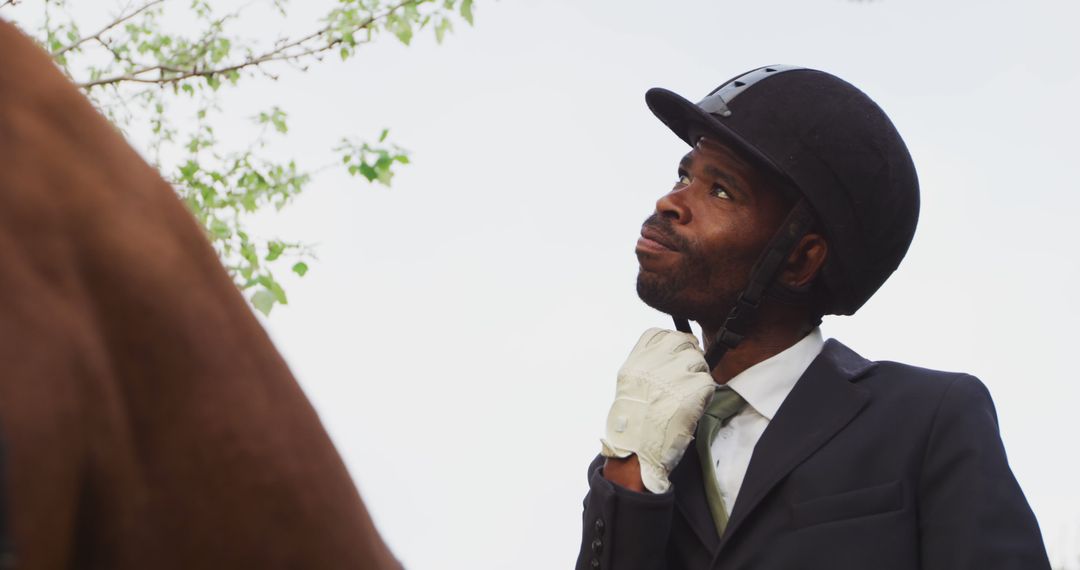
[81,41,362,87]
[93,36,133,65]
[78,0,410,89]
[53,0,165,57]
[0,0,19,9]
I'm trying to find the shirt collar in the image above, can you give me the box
[725,328,825,421]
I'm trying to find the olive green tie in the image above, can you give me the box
[695,384,748,537]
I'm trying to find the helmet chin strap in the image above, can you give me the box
[670,199,817,372]
[672,316,693,334]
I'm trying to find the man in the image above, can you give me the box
[575,65,1050,569]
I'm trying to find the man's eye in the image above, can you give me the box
[676,173,692,187]
[711,184,731,200]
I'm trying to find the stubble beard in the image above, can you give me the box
[636,257,739,326]
[635,217,742,326]
[636,260,701,320]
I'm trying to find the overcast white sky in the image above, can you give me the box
[8,0,1080,567]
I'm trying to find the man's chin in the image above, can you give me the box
[636,271,689,319]
[635,270,733,325]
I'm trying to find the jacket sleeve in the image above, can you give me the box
[917,374,1051,569]
[575,454,675,570]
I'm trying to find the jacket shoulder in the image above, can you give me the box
[825,338,986,403]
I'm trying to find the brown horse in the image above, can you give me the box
[0,19,401,569]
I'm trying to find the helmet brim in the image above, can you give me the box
[644,87,790,185]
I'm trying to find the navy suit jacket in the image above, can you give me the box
[575,339,1050,569]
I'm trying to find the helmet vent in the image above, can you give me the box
[705,65,803,108]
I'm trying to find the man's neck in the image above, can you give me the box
[702,320,814,384]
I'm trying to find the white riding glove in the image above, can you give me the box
[600,328,716,494]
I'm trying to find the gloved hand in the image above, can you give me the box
[600,328,716,494]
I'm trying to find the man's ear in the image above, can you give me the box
[780,232,828,289]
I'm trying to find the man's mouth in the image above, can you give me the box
[637,224,680,253]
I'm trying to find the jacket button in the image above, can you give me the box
[591,538,603,554]
[590,559,600,569]
[594,518,605,533]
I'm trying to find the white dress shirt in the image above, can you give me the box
[709,328,825,516]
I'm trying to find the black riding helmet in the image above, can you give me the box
[646,65,920,368]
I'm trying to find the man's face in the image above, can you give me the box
[636,136,794,324]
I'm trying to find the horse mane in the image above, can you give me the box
[0,18,400,569]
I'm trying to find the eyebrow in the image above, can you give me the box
[679,154,694,173]
[678,154,746,196]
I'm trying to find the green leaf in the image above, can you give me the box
[292,262,309,277]
[253,276,287,304]
[266,240,285,261]
[388,15,413,45]
[460,0,474,25]
[271,113,288,134]
[378,128,389,142]
[268,279,288,304]
[251,289,276,316]
[209,218,231,239]
[358,163,378,181]
[435,17,453,43]
[257,107,289,134]
[376,165,393,185]
[179,160,199,179]
[241,242,259,266]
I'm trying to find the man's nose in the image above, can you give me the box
[655,186,692,224]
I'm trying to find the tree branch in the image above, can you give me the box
[80,39,369,88]
[0,0,20,9]
[93,36,135,66]
[53,0,165,57]
[77,0,412,90]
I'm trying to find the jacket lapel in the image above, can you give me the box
[670,442,722,552]
[716,339,876,552]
